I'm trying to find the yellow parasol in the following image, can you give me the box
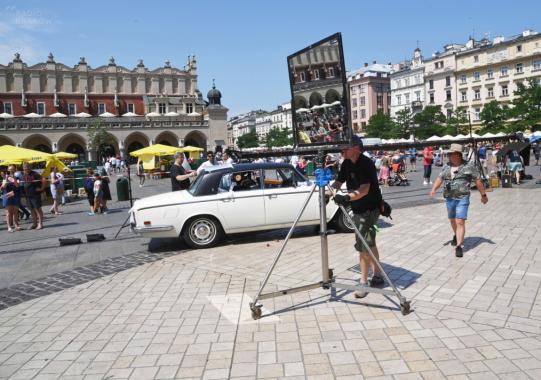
[179,145,204,159]
[129,144,183,158]
[0,145,53,165]
[53,151,78,160]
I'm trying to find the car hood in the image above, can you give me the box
[131,190,193,211]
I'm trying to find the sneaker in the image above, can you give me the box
[88,212,95,216]
[451,235,457,246]
[354,283,369,299]
[455,246,463,258]
[429,181,433,184]
[423,181,428,185]
[369,275,385,287]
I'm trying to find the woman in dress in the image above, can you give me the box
[49,166,64,215]
[1,165,22,232]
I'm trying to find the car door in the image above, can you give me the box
[262,167,319,226]
[215,170,265,232]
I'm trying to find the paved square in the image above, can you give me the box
[0,180,540,379]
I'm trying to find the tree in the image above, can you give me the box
[412,105,446,139]
[508,78,541,132]
[365,111,401,139]
[87,121,114,159]
[479,100,509,133]
[262,127,292,148]
[393,108,413,138]
[445,106,469,135]
[236,129,259,148]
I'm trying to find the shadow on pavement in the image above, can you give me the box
[346,263,421,290]
[464,236,496,250]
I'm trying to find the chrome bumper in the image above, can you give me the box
[133,225,175,234]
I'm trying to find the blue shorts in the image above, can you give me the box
[446,197,470,220]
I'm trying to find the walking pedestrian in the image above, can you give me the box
[429,143,488,257]
[409,147,417,171]
[85,169,96,215]
[92,173,103,214]
[331,135,384,298]
[478,143,488,176]
[379,153,390,187]
[48,166,64,215]
[99,167,111,214]
[197,151,216,174]
[22,162,45,230]
[532,141,540,166]
[2,165,22,232]
[14,170,30,220]
[422,146,434,185]
[137,160,145,187]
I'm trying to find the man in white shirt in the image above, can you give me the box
[197,151,216,174]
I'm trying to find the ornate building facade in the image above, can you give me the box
[0,53,228,160]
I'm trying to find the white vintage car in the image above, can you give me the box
[130,162,353,248]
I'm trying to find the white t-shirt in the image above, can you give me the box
[197,160,215,174]
[93,179,102,194]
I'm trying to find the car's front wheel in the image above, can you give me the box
[182,216,224,249]
[333,205,355,233]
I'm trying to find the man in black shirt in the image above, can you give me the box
[170,153,196,191]
[331,135,383,298]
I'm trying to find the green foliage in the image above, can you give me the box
[412,105,446,139]
[262,127,292,148]
[508,78,541,132]
[236,129,259,148]
[445,107,469,135]
[393,108,413,137]
[479,101,509,133]
[87,121,113,156]
[365,111,401,139]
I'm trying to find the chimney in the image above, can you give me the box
[522,29,535,37]
[364,62,368,67]
[372,60,376,64]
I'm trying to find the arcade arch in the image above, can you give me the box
[22,134,52,153]
[184,131,206,149]
[155,131,178,146]
[0,135,15,146]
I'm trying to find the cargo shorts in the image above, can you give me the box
[352,208,380,252]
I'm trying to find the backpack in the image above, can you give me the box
[84,177,93,192]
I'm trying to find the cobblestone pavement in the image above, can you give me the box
[0,178,540,379]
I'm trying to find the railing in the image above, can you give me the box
[0,115,209,131]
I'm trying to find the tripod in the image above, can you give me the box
[249,164,411,319]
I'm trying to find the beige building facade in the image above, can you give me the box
[348,63,392,132]
[455,30,541,125]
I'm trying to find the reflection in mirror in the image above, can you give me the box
[288,33,351,148]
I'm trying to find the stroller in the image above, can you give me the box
[388,162,409,186]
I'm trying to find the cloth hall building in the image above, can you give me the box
[0,53,228,161]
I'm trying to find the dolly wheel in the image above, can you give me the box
[251,306,262,320]
[400,301,411,315]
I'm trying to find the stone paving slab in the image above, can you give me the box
[0,179,540,379]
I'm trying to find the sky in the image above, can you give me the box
[1,0,540,117]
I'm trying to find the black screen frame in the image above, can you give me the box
[287,32,352,150]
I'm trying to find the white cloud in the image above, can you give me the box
[0,5,58,64]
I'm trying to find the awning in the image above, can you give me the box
[165,111,180,117]
[49,112,67,118]
[188,112,201,116]
[99,112,116,118]
[296,108,310,113]
[122,112,139,117]
[0,113,14,119]
[23,112,42,118]
[145,112,161,117]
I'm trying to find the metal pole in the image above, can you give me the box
[127,161,133,208]
[251,183,318,307]
[319,180,330,282]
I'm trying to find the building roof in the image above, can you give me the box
[348,63,393,79]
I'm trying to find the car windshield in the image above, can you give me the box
[187,173,205,195]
